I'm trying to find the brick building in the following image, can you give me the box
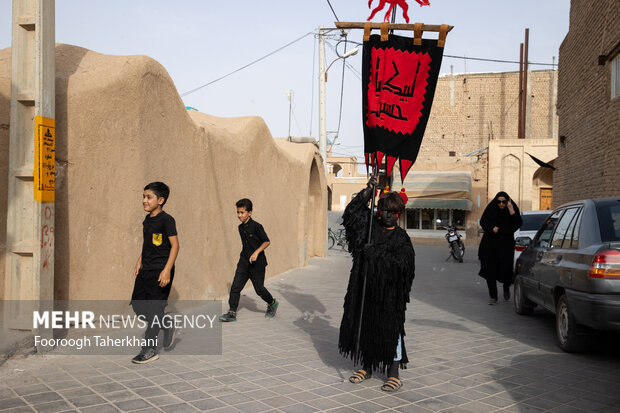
[554,0,620,205]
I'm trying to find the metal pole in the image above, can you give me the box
[353,166,379,359]
[523,28,530,139]
[318,26,327,171]
[286,89,293,139]
[518,43,524,139]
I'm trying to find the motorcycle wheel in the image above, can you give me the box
[450,242,463,263]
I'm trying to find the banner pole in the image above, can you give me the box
[353,162,380,362]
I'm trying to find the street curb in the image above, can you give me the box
[0,333,35,367]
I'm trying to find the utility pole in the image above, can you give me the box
[523,28,530,139]
[5,0,55,347]
[518,28,529,139]
[318,26,327,170]
[286,89,294,139]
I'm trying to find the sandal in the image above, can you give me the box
[381,377,402,392]
[349,369,371,384]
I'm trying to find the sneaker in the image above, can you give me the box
[163,327,176,350]
[488,298,498,305]
[132,348,159,364]
[219,311,237,322]
[265,300,279,318]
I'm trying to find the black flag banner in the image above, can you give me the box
[363,31,446,182]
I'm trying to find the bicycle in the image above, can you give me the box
[328,227,348,250]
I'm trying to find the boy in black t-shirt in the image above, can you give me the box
[130,181,179,363]
[219,198,279,322]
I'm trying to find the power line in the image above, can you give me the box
[325,0,340,22]
[444,54,557,67]
[180,32,314,97]
[330,38,557,67]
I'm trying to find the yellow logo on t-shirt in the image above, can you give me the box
[152,233,163,246]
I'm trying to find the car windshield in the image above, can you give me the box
[596,200,620,242]
[520,213,550,231]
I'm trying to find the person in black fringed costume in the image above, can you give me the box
[338,177,415,392]
[478,191,523,305]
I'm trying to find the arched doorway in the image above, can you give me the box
[532,162,554,210]
[307,159,324,257]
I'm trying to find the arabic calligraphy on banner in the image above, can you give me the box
[367,48,432,134]
[34,115,55,203]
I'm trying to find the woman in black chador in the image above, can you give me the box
[338,178,415,392]
[478,191,522,305]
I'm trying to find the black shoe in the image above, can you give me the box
[163,327,176,350]
[219,311,237,322]
[265,300,279,318]
[503,286,511,301]
[132,348,159,364]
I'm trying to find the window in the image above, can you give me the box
[521,212,551,231]
[406,209,419,229]
[421,209,434,229]
[535,210,563,248]
[453,210,466,230]
[560,208,582,249]
[595,200,620,242]
[569,208,583,249]
[404,208,467,230]
[436,209,450,227]
[551,208,579,248]
[613,54,620,99]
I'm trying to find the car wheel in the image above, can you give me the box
[513,275,534,315]
[556,294,588,353]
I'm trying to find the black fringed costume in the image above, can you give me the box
[338,188,416,373]
[478,191,522,285]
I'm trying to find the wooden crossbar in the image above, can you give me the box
[335,22,453,32]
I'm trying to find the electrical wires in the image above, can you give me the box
[180,32,314,97]
[325,0,340,22]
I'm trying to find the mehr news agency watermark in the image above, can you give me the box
[2,301,223,355]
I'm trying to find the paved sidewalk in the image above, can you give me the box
[2,245,620,412]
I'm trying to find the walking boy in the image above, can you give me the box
[219,198,278,322]
[131,182,179,363]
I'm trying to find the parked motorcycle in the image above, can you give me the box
[437,219,465,262]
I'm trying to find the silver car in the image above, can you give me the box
[513,211,551,271]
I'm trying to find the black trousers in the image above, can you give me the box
[486,278,510,300]
[131,268,174,350]
[228,260,273,311]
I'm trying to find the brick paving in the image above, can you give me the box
[2,244,620,412]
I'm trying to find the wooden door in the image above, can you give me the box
[540,188,553,210]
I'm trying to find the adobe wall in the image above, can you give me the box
[555,0,620,205]
[0,44,326,301]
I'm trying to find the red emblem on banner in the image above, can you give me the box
[366,47,432,135]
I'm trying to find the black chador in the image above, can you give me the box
[338,187,416,373]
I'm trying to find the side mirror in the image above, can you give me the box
[515,236,532,247]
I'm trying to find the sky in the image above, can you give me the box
[0,0,570,164]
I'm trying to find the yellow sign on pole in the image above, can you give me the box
[34,115,55,202]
